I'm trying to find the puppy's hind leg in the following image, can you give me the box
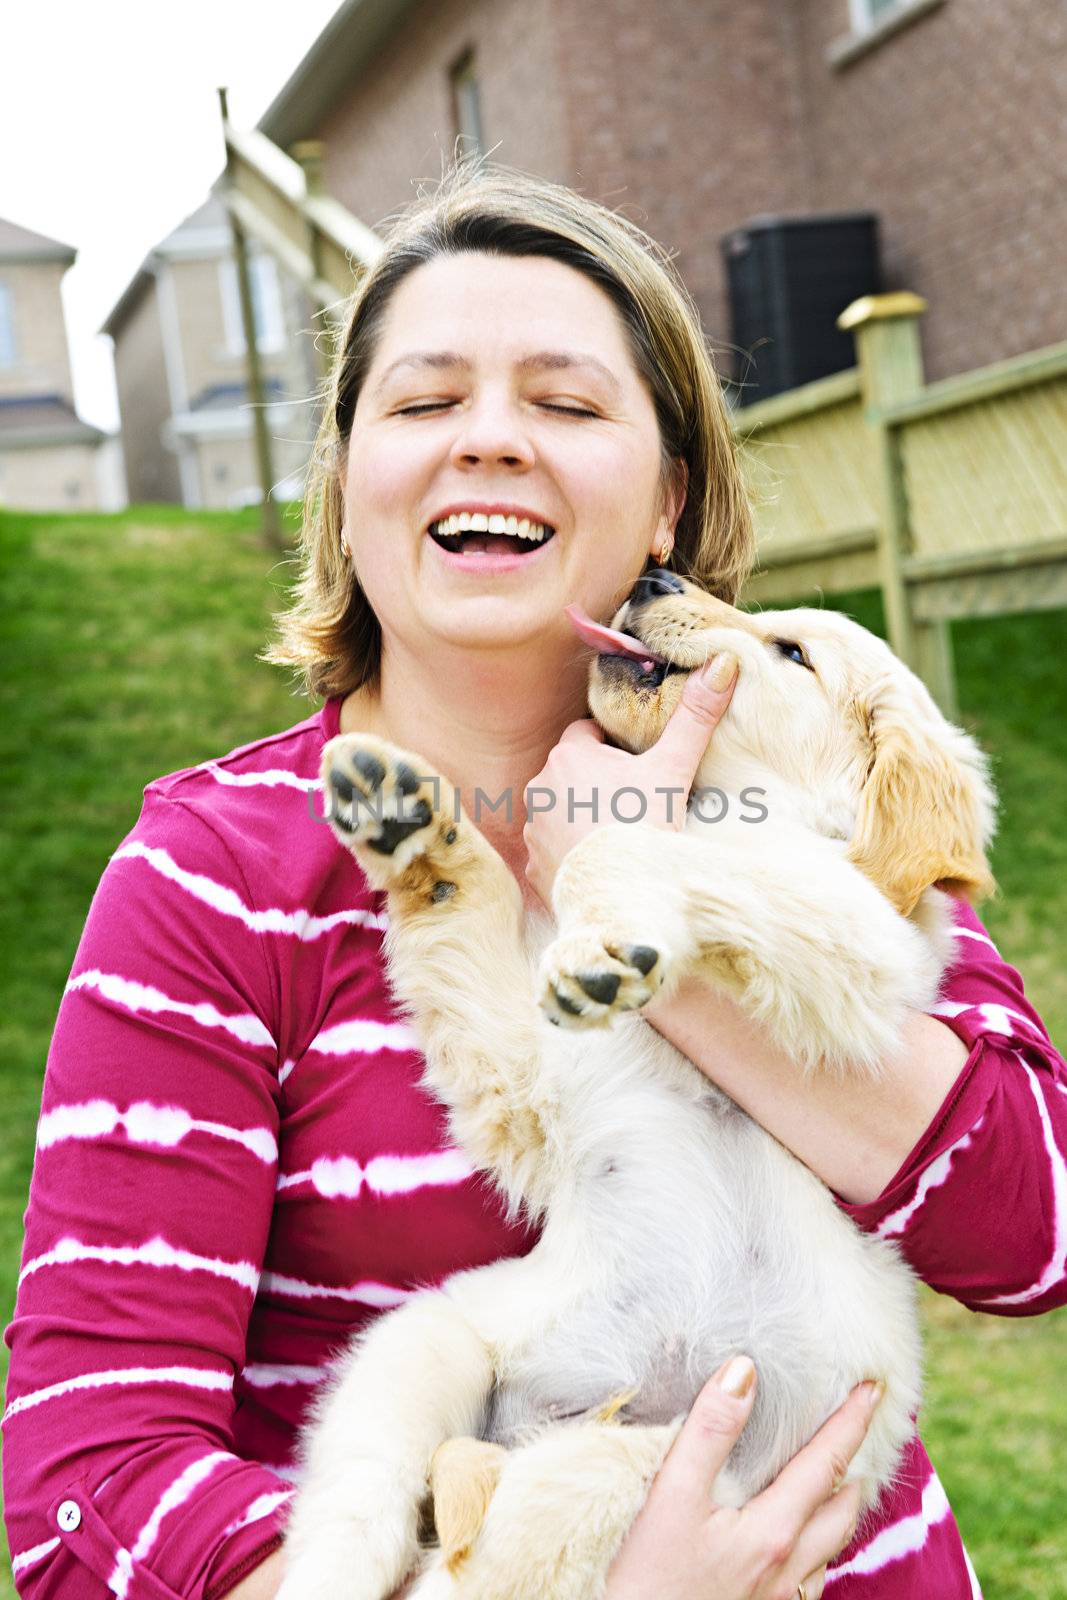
[280,1290,496,1600]
[423,1420,680,1600]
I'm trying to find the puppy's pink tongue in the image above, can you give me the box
[564,604,657,664]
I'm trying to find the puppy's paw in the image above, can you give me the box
[321,734,460,889]
[539,928,668,1027]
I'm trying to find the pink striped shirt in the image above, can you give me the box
[4,699,1066,1598]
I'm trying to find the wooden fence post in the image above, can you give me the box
[290,140,336,384]
[838,293,959,719]
[218,87,283,551]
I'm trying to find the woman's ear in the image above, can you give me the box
[665,456,688,533]
[847,671,997,915]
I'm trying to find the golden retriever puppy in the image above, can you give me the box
[277,576,995,1600]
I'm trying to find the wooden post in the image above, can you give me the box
[218,87,283,551]
[290,140,335,383]
[838,292,958,719]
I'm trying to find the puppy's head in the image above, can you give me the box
[574,571,996,915]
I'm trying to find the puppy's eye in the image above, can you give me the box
[772,638,814,671]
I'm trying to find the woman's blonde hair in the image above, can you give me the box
[266,164,755,700]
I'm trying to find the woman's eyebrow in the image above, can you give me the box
[372,349,623,397]
[372,351,469,393]
[516,352,623,397]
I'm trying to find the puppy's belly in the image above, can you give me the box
[479,1064,920,1497]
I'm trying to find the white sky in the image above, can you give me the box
[2,0,344,430]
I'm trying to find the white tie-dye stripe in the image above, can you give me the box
[260,1271,410,1307]
[972,1056,1067,1307]
[242,1362,327,1388]
[277,1148,472,1200]
[37,1098,277,1162]
[930,997,1042,1040]
[826,1470,951,1583]
[66,968,274,1049]
[19,1234,260,1293]
[876,1114,986,1240]
[203,760,321,792]
[3,1364,233,1421]
[223,1487,295,1537]
[113,840,386,937]
[11,1537,61,1575]
[131,1451,234,1561]
[948,926,997,951]
[108,1546,134,1599]
[303,1017,419,1056]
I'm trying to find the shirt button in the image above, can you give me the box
[57,1500,82,1532]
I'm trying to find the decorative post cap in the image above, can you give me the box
[837,291,928,331]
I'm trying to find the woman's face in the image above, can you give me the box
[342,251,683,662]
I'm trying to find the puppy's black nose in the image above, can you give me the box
[629,568,686,607]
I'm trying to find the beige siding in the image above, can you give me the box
[194,430,310,509]
[0,443,99,510]
[0,261,75,400]
[171,255,310,414]
[112,285,183,503]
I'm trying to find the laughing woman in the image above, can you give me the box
[4,168,1066,1600]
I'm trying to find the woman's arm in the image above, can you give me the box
[648,896,1067,1313]
[642,985,966,1204]
[1,791,292,1599]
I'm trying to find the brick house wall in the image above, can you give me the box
[270,0,1065,387]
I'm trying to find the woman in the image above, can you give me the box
[4,168,1065,1600]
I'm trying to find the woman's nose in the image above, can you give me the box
[448,396,536,471]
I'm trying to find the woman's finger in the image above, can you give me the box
[749,1382,882,1535]
[794,1565,827,1600]
[555,718,606,746]
[784,1480,863,1593]
[649,1356,757,1515]
[650,654,739,781]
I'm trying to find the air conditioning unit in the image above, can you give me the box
[722,213,882,403]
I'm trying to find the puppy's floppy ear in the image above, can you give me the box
[848,669,996,916]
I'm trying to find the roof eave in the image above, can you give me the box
[258,0,419,148]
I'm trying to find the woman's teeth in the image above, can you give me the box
[429,512,555,554]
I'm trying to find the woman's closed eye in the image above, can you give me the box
[393,398,602,419]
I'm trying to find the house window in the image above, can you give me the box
[849,0,923,28]
[0,281,17,369]
[219,253,286,355]
[450,50,484,155]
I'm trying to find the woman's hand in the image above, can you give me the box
[605,1357,880,1600]
[523,655,739,905]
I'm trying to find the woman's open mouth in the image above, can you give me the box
[428,511,557,557]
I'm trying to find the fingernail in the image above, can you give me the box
[719,1355,756,1398]
[857,1380,885,1414]
[702,652,739,693]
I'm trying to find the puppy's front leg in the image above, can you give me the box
[542,822,941,1074]
[322,734,554,1213]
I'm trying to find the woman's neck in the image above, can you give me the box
[339,632,590,891]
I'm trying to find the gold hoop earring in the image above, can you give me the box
[657,537,673,564]
[340,534,351,560]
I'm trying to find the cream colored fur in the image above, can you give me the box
[277,585,996,1600]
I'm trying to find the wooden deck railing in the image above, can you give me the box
[733,295,1067,715]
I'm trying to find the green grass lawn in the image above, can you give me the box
[1,509,1065,1597]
